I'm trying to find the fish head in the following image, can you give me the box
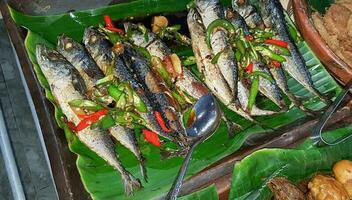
[36,44,67,75]
[57,34,83,56]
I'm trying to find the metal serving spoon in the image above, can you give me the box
[165,94,222,200]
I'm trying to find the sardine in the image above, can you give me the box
[230,5,320,115]
[196,0,239,105]
[253,61,287,110]
[187,9,256,121]
[57,35,147,181]
[124,23,209,100]
[232,0,266,29]
[36,44,141,195]
[258,0,331,105]
[122,44,188,146]
[82,27,177,144]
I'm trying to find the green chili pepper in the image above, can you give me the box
[211,49,225,64]
[174,32,191,46]
[254,46,286,63]
[151,57,172,85]
[96,114,116,130]
[182,56,196,66]
[235,39,246,55]
[254,29,274,39]
[247,76,260,112]
[137,23,149,42]
[107,84,123,102]
[96,75,115,86]
[99,26,124,44]
[116,94,127,109]
[132,90,147,113]
[118,82,133,105]
[247,71,274,82]
[234,50,242,62]
[171,90,187,108]
[68,99,103,111]
[134,46,151,60]
[166,25,181,32]
[268,45,291,56]
[206,19,236,48]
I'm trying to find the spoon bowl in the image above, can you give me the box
[165,94,221,200]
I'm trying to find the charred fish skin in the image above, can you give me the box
[82,28,176,143]
[232,0,266,29]
[122,44,188,145]
[57,34,105,91]
[260,0,331,105]
[83,27,116,75]
[36,44,141,195]
[187,9,256,121]
[124,23,209,100]
[196,0,239,105]
[225,8,251,36]
[253,62,287,110]
[58,34,148,182]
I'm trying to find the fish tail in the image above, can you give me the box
[121,172,142,196]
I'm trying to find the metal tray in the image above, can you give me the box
[1,0,351,199]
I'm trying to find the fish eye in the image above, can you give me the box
[89,35,97,44]
[65,42,73,50]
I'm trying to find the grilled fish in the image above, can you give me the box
[36,44,141,195]
[196,0,239,105]
[188,9,260,120]
[122,44,188,146]
[258,0,331,105]
[124,23,209,100]
[82,27,177,144]
[57,35,147,181]
[229,6,319,115]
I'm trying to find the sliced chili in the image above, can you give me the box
[142,129,161,147]
[271,60,281,68]
[246,62,254,73]
[103,15,124,34]
[264,39,288,48]
[244,34,254,41]
[154,111,172,133]
[75,109,109,132]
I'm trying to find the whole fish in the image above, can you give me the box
[188,9,260,121]
[228,6,319,115]
[82,27,177,144]
[36,44,141,195]
[57,35,147,181]
[196,0,239,106]
[124,22,209,100]
[258,0,331,105]
[122,44,188,147]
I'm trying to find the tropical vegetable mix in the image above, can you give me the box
[33,0,335,196]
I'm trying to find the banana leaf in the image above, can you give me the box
[10,0,341,199]
[229,126,352,200]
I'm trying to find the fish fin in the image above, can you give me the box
[122,174,142,196]
[139,156,148,183]
[221,113,242,139]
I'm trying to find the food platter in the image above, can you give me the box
[1,0,351,199]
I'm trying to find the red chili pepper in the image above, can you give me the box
[103,15,125,34]
[244,34,254,41]
[271,60,281,68]
[264,39,288,48]
[75,109,109,132]
[142,129,161,147]
[246,62,254,73]
[154,111,172,133]
[67,121,77,133]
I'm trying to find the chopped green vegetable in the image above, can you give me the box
[206,19,236,48]
[68,99,103,111]
[247,77,260,112]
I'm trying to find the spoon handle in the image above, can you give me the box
[165,142,199,200]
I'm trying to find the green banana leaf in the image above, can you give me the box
[229,126,352,200]
[10,0,341,199]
